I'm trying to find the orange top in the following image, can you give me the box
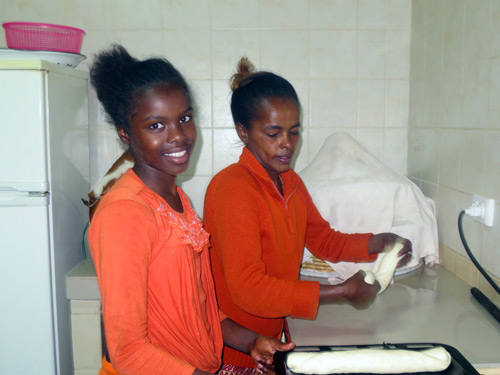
[89,169,223,375]
[204,148,374,367]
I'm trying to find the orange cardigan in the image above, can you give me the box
[90,170,223,375]
[204,148,374,368]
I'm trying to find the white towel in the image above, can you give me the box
[298,132,439,280]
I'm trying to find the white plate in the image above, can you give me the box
[0,48,86,68]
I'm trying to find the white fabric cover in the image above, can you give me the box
[299,132,439,281]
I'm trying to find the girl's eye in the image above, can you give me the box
[149,122,165,130]
[180,115,192,124]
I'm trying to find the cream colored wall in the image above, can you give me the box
[409,0,500,302]
[0,0,412,217]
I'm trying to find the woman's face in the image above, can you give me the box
[118,84,196,183]
[237,97,300,181]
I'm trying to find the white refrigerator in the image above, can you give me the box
[0,60,89,375]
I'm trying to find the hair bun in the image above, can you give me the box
[230,57,256,91]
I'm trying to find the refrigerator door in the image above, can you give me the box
[0,70,49,192]
[0,202,57,374]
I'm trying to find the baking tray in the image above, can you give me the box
[274,343,479,375]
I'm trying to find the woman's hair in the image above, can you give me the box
[229,57,300,130]
[89,44,191,134]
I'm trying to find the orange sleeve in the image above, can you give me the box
[89,200,196,375]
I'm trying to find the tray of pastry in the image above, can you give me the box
[274,343,479,375]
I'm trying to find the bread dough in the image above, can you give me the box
[364,242,404,294]
[286,347,451,374]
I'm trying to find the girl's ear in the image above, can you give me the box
[117,127,131,145]
[236,123,249,146]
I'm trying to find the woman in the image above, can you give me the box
[88,46,294,375]
[203,57,412,369]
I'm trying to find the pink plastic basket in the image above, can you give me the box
[3,22,85,54]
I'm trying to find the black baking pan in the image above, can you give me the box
[274,343,479,375]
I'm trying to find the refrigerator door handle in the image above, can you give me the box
[0,192,49,206]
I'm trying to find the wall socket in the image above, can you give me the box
[467,194,495,227]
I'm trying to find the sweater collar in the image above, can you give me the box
[238,147,299,198]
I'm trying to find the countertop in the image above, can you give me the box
[66,261,500,371]
[288,265,500,369]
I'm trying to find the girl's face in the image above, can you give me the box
[237,97,300,182]
[118,84,196,184]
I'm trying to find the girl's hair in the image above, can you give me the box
[229,57,300,130]
[89,44,191,134]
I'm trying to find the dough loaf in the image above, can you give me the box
[286,347,451,374]
[364,243,404,294]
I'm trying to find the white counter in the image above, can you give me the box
[288,265,500,370]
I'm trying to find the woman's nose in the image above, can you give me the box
[280,134,292,148]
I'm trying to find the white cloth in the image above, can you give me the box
[299,132,439,281]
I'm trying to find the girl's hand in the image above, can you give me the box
[249,336,295,374]
[368,233,413,267]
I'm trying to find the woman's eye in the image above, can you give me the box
[267,133,279,138]
[149,122,165,130]
[180,115,192,124]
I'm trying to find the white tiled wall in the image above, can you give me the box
[0,0,411,217]
[409,0,500,281]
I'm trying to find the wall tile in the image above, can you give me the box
[438,129,460,190]
[387,0,411,30]
[189,80,212,129]
[385,79,409,127]
[213,128,243,174]
[310,31,357,79]
[457,193,483,259]
[488,57,500,129]
[383,128,407,175]
[112,0,162,30]
[424,14,443,77]
[484,132,500,201]
[310,79,357,128]
[458,130,485,195]
[491,0,500,57]
[113,31,163,60]
[212,80,234,128]
[440,68,463,128]
[442,0,464,70]
[411,0,427,27]
[409,23,425,80]
[212,0,259,29]
[358,0,386,30]
[463,0,491,65]
[436,186,459,250]
[358,31,386,79]
[261,0,309,30]
[386,30,410,79]
[14,0,67,24]
[289,79,310,128]
[407,129,423,179]
[420,129,439,184]
[162,0,211,30]
[462,61,490,129]
[309,0,357,30]
[292,130,310,173]
[212,30,260,80]
[358,80,385,127]
[64,0,113,30]
[183,128,212,177]
[261,30,309,79]
[80,30,116,61]
[481,204,500,279]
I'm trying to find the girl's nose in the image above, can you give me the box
[167,123,186,144]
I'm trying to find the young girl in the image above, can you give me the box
[88,45,294,375]
[203,58,412,368]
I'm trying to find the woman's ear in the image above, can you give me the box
[117,127,131,145]
[236,123,249,146]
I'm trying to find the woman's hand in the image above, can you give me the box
[368,233,412,267]
[320,271,380,309]
[249,336,295,374]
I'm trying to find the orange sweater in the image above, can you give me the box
[204,148,374,368]
[89,170,223,375]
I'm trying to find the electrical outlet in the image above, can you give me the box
[469,194,495,227]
